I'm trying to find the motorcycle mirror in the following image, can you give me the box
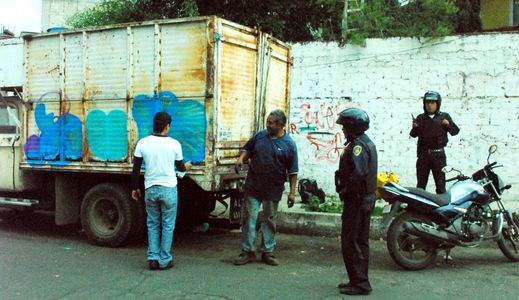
[487,144,497,164]
[489,144,497,154]
[442,166,453,173]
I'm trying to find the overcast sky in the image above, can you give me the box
[0,0,42,36]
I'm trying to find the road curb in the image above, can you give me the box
[276,210,385,240]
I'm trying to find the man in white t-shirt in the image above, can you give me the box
[131,111,191,270]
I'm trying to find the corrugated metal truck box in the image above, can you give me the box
[20,16,292,192]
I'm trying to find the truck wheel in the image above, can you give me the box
[80,183,132,247]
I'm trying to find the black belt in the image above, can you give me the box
[427,148,444,153]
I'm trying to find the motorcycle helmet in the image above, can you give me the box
[423,91,442,113]
[335,108,370,136]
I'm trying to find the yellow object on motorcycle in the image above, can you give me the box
[376,172,399,199]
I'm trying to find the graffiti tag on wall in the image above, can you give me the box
[290,99,350,163]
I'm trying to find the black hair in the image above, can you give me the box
[153,111,172,133]
[269,109,287,126]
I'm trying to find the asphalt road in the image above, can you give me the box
[0,208,517,300]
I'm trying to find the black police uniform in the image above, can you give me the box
[335,133,377,293]
[410,111,459,194]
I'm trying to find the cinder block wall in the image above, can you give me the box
[289,32,519,207]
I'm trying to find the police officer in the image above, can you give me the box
[410,91,459,194]
[335,108,377,296]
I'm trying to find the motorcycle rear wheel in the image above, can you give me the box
[387,212,438,270]
[497,212,519,262]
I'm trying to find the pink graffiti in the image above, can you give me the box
[306,132,344,163]
[301,102,342,131]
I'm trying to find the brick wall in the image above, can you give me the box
[289,32,519,208]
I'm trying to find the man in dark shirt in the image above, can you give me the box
[233,109,298,266]
[410,91,460,194]
[335,108,377,296]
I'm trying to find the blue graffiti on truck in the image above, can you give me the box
[24,102,83,162]
[132,91,206,163]
[86,109,128,161]
[24,90,205,165]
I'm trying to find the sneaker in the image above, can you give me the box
[148,260,159,270]
[161,261,174,270]
[234,251,255,265]
[261,252,279,266]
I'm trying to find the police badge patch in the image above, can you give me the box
[353,145,362,156]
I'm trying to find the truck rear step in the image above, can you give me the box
[0,197,39,208]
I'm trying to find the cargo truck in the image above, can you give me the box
[0,16,292,247]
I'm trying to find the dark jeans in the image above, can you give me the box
[341,199,373,292]
[416,151,447,194]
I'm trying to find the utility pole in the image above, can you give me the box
[341,0,364,45]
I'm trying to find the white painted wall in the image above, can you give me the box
[289,32,519,207]
[41,0,102,31]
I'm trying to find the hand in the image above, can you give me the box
[235,160,243,174]
[441,119,450,127]
[184,161,192,170]
[131,189,141,201]
[287,193,296,208]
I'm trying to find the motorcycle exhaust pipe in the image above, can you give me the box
[403,221,459,246]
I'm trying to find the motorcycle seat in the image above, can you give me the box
[406,187,451,206]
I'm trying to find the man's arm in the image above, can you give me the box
[349,143,370,196]
[235,150,250,173]
[410,114,421,137]
[287,141,299,208]
[131,156,143,200]
[287,173,297,208]
[442,113,460,136]
[175,160,192,172]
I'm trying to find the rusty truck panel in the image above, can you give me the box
[20,16,291,192]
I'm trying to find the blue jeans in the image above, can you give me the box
[240,195,279,253]
[144,185,178,268]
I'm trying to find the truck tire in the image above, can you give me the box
[80,183,132,247]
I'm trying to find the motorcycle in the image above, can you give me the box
[379,144,517,270]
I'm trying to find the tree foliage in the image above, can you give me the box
[67,0,337,42]
[66,0,480,43]
[346,0,459,45]
[67,0,199,29]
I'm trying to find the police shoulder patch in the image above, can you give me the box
[353,145,363,156]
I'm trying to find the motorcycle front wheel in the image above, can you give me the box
[497,212,519,261]
[387,212,438,270]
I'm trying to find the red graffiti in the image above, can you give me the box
[300,102,343,131]
[306,132,344,163]
[289,122,299,134]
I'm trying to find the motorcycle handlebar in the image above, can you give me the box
[447,174,471,182]
[446,177,458,182]
[487,161,497,169]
